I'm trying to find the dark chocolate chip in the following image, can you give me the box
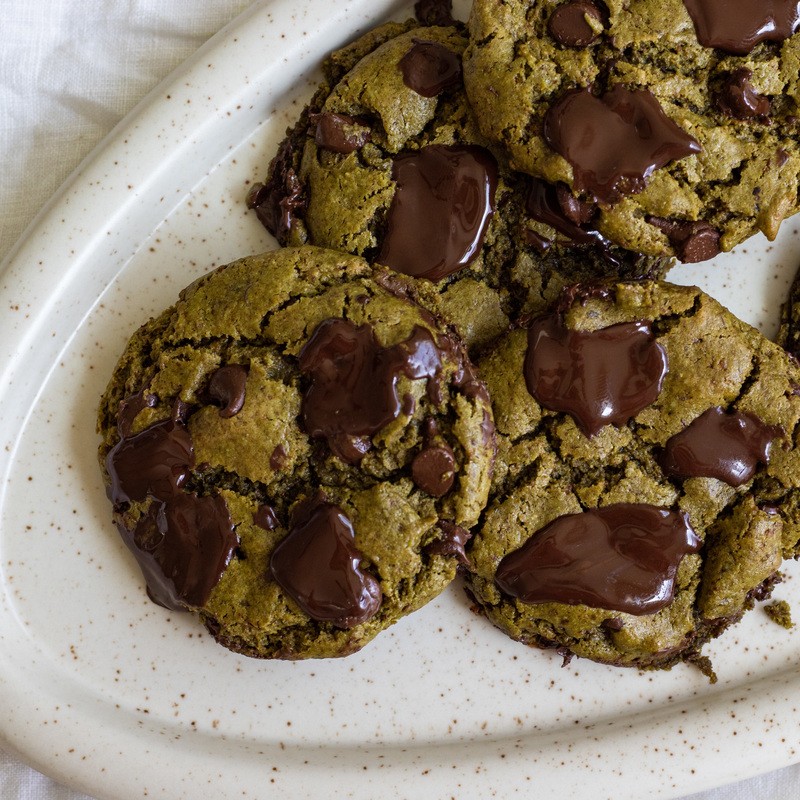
[399,39,462,97]
[253,504,280,531]
[208,364,248,418]
[311,112,371,154]
[648,216,721,263]
[414,0,456,26]
[548,1,603,47]
[423,520,472,566]
[412,443,456,496]
[246,135,306,245]
[715,67,771,122]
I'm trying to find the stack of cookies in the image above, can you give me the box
[97,0,800,676]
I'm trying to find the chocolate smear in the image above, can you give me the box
[543,85,701,205]
[311,112,371,154]
[106,418,195,505]
[379,144,498,282]
[208,364,248,418]
[682,0,800,55]
[548,1,603,47]
[659,406,783,486]
[118,492,238,611]
[299,319,448,463]
[399,39,462,97]
[647,216,720,263]
[270,498,382,628]
[715,67,772,122]
[495,504,701,615]
[524,312,668,437]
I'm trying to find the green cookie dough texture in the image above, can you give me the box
[463,0,800,259]
[778,262,800,361]
[249,22,670,353]
[97,246,496,659]
[468,280,800,673]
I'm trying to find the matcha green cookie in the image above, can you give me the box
[247,22,670,352]
[97,246,496,659]
[463,0,800,262]
[778,262,800,361]
[467,280,800,673]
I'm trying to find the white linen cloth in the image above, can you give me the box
[1,2,799,798]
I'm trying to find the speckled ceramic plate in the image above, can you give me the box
[2,1,800,798]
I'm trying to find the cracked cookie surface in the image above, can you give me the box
[463,0,800,261]
[467,280,800,672]
[97,246,496,659]
[247,22,671,353]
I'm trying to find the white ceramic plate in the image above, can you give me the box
[2,1,800,798]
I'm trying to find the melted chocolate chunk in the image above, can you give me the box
[682,0,800,55]
[106,418,195,505]
[524,312,668,437]
[117,386,156,437]
[543,85,701,205]
[659,406,783,486]
[208,364,248,418]
[714,67,772,122]
[299,319,448,463]
[246,135,305,245]
[414,0,456,26]
[647,216,721,263]
[253,504,280,531]
[423,520,472,566]
[118,492,238,611]
[548,1,603,47]
[378,144,498,282]
[399,40,462,97]
[311,112,371,154]
[495,504,701,615]
[525,178,620,265]
[270,499,381,628]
